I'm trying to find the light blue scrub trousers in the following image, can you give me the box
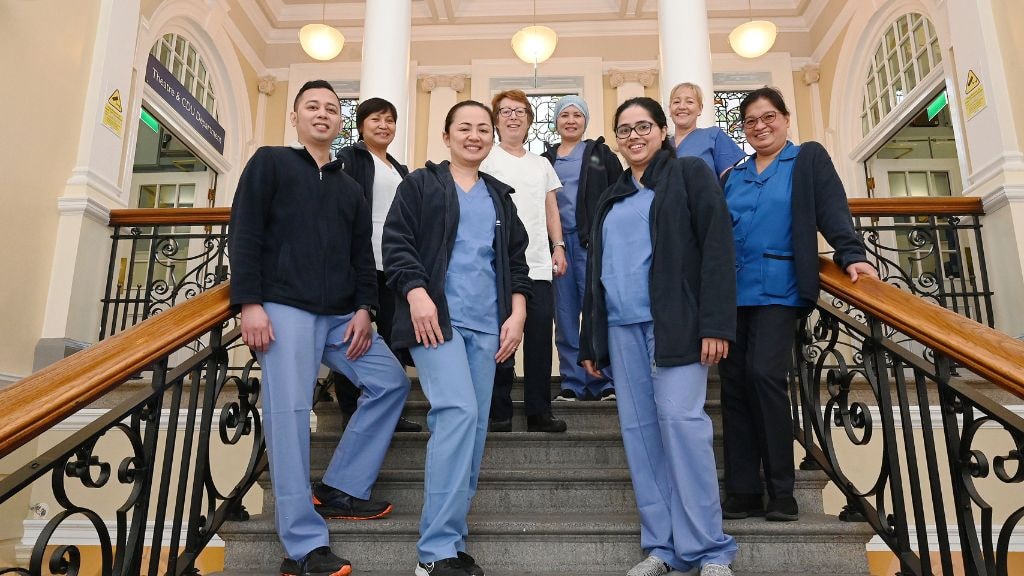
[553,231,612,398]
[410,326,499,563]
[608,321,738,570]
[258,302,411,562]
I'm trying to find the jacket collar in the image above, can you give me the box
[732,140,797,174]
[289,141,340,168]
[425,160,514,197]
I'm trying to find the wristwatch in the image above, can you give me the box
[357,304,376,320]
[552,241,566,251]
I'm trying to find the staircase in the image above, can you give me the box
[216,377,873,575]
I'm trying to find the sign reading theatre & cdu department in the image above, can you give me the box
[145,54,226,154]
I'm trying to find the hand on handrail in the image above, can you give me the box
[846,261,878,283]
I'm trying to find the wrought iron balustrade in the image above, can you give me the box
[100,208,231,341]
[792,257,1024,576]
[0,284,265,576]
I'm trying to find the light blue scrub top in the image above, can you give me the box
[675,126,746,177]
[553,144,585,233]
[725,141,806,307]
[446,178,499,334]
[601,177,654,326]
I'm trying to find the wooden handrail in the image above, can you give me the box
[108,207,231,226]
[818,256,1024,399]
[0,283,234,459]
[848,197,983,216]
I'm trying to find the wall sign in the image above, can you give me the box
[144,54,225,154]
[102,89,124,137]
[964,69,987,121]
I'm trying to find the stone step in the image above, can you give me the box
[218,511,873,574]
[313,398,723,434]
[259,468,828,518]
[213,571,865,576]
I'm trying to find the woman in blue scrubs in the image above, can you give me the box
[580,97,738,576]
[383,101,532,576]
[669,82,745,178]
[718,87,875,523]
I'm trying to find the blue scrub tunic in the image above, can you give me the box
[601,178,654,326]
[553,144,585,233]
[675,126,746,177]
[446,178,499,334]
[725,141,806,307]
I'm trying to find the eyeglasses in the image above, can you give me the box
[741,111,778,130]
[498,107,529,118]
[614,121,654,139]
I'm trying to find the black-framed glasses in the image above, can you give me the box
[741,111,778,130]
[614,121,654,139]
[498,107,529,118]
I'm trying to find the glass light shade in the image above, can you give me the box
[299,23,345,61]
[728,20,777,59]
[511,25,558,65]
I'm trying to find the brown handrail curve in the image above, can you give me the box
[108,207,231,226]
[0,283,234,459]
[818,256,1024,398]
[848,196,983,216]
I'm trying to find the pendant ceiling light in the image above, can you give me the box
[511,0,558,66]
[728,0,777,59]
[300,0,345,61]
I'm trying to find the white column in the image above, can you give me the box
[608,69,658,105]
[801,64,825,144]
[421,75,466,164]
[359,0,412,163]
[657,0,714,127]
[255,75,277,148]
[945,0,1024,336]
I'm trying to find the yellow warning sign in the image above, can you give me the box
[102,89,124,137]
[107,89,123,113]
[965,70,981,94]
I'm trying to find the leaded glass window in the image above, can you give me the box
[861,13,942,136]
[714,90,754,154]
[150,34,218,119]
[330,98,360,157]
[525,94,571,155]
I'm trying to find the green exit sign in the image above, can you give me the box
[141,108,160,133]
[927,90,948,121]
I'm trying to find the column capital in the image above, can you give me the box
[420,74,466,93]
[607,69,658,89]
[258,75,278,96]
[801,64,821,86]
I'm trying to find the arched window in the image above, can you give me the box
[860,13,942,136]
[150,33,218,119]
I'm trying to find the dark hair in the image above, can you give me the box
[355,97,398,140]
[613,97,674,152]
[491,89,534,139]
[738,87,790,120]
[293,80,339,111]
[444,100,494,134]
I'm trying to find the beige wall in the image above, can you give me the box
[264,81,290,146]
[816,24,850,143]
[0,0,102,378]
[992,0,1024,153]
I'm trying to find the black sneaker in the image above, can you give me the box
[554,389,578,401]
[457,551,485,576]
[721,493,765,519]
[765,495,799,521]
[526,410,567,433]
[599,388,616,401]
[281,546,351,576]
[396,415,423,432]
[312,482,393,520]
[488,418,512,432]
[415,557,470,576]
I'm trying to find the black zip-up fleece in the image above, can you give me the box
[580,151,736,370]
[382,161,533,365]
[229,145,377,314]
[336,140,410,204]
[541,137,624,247]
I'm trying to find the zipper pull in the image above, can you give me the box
[320,170,323,181]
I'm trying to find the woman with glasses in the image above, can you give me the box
[383,100,531,576]
[668,82,745,178]
[580,96,738,576]
[482,89,568,433]
[718,87,875,523]
[540,95,623,402]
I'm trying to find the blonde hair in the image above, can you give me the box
[669,82,704,110]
